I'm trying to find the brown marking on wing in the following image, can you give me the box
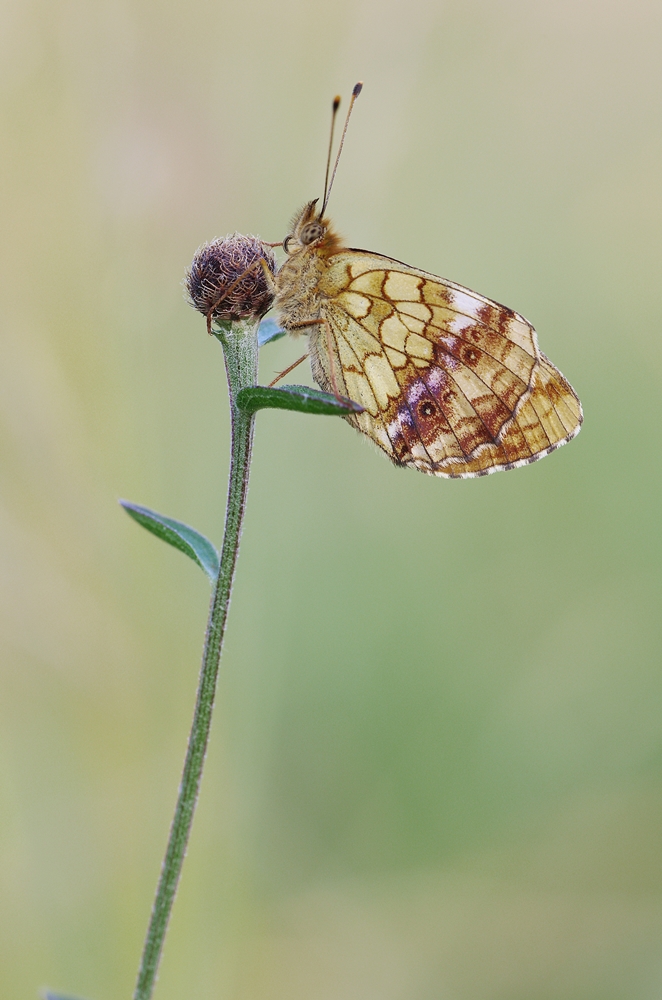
[421,280,453,308]
[497,415,534,462]
[385,413,414,465]
[406,376,455,444]
[390,374,461,468]
[528,379,568,443]
[477,302,510,338]
[422,363,494,456]
[432,340,529,412]
[476,301,537,357]
[428,309,536,383]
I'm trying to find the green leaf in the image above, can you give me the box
[257,317,286,346]
[236,383,364,416]
[120,501,219,581]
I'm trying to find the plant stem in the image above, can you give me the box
[133,318,260,1000]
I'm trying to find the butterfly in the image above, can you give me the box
[267,84,582,479]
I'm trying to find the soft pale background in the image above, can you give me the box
[1,0,661,998]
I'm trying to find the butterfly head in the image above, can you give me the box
[283,199,342,256]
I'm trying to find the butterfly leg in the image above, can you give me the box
[268,352,309,387]
[259,257,278,292]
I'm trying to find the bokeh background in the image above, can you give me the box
[2,0,661,997]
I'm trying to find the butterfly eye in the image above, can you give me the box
[300,221,326,245]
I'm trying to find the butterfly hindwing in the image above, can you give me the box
[309,250,582,478]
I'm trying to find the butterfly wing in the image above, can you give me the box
[309,250,582,478]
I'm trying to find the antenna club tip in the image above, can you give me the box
[332,95,341,110]
[353,81,363,97]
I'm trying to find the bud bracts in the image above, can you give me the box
[186,235,276,323]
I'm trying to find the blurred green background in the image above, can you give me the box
[1,0,661,997]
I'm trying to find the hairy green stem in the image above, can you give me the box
[133,318,259,1000]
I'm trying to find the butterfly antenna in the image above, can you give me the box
[320,81,363,217]
[321,95,341,216]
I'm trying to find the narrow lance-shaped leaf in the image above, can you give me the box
[120,501,219,581]
[236,383,364,416]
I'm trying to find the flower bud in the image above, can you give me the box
[186,234,276,326]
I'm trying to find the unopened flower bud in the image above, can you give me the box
[185,234,276,326]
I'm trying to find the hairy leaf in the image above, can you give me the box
[236,383,363,416]
[120,501,219,581]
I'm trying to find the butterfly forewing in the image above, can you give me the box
[307,249,582,478]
